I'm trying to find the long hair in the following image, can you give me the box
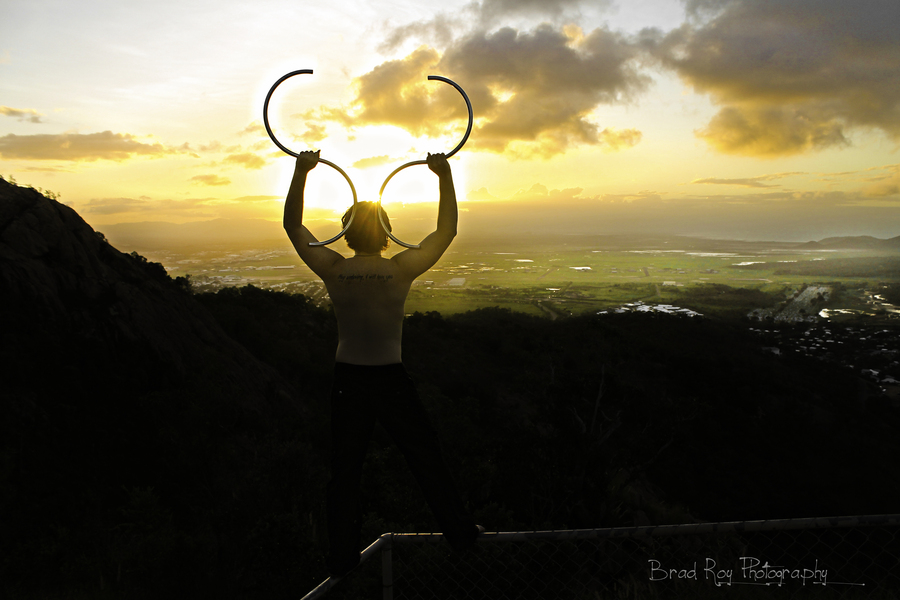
[341,201,391,254]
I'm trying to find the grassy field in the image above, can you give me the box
[410,240,900,318]
[146,235,900,320]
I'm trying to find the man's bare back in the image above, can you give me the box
[282,150,457,365]
[326,255,411,364]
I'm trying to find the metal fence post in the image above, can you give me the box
[382,533,394,600]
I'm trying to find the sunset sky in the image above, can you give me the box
[2,0,899,242]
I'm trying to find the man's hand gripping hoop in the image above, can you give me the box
[264,70,473,248]
[264,69,358,246]
[377,76,473,248]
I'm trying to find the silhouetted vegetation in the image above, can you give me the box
[204,289,899,590]
[5,278,900,598]
[669,283,787,318]
[882,283,900,305]
[3,177,899,598]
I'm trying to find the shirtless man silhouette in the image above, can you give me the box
[284,149,480,578]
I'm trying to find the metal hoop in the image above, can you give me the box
[378,75,473,249]
[264,69,358,246]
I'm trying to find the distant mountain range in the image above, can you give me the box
[100,218,288,251]
[98,216,900,254]
[799,235,900,250]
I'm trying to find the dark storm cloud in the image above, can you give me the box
[378,0,604,53]
[315,24,648,159]
[478,0,605,21]
[440,25,648,156]
[646,0,900,156]
[378,13,461,54]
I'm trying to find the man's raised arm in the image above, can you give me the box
[283,150,343,277]
[393,153,458,277]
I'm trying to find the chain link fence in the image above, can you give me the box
[305,515,900,600]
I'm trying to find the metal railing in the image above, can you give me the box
[303,514,900,599]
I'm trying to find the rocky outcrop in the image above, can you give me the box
[0,177,295,408]
[1,180,311,596]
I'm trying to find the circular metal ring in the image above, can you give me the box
[264,69,358,246]
[378,75,473,249]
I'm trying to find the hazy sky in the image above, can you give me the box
[2,0,899,241]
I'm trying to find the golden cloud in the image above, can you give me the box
[352,155,402,169]
[691,172,807,188]
[509,182,588,202]
[292,123,327,145]
[379,14,460,53]
[240,121,266,136]
[600,128,642,151]
[466,187,500,201]
[79,194,289,222]
[379,0,607,53]
[863,164,900,197]
[865,181,900,198]
[198,140,224,152]
[648,0,900,156]
[314,46,453,137]
[191,174,231,186]
[223,152,267,169]
[441,25,649,157]
[1,106,44,123]
[233,195,282,203]
[0,131,186,162]
[693,178,778,189]
[81,197,158,216]
[478,0,600,21]
[308,24,648,159]
[696,107,850,158]
[22,165,74,173]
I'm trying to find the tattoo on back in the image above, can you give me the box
[338,273,394,284]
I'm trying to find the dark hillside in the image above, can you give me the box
[399,309,900,523]
[0,179,289,403]
[197,291,900,530]
[3,179,898,598]
[0,180,319,598]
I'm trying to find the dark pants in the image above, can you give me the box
[326,362,476,577]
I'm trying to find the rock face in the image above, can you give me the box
[0,178,293,406]
[1,179,311,595]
